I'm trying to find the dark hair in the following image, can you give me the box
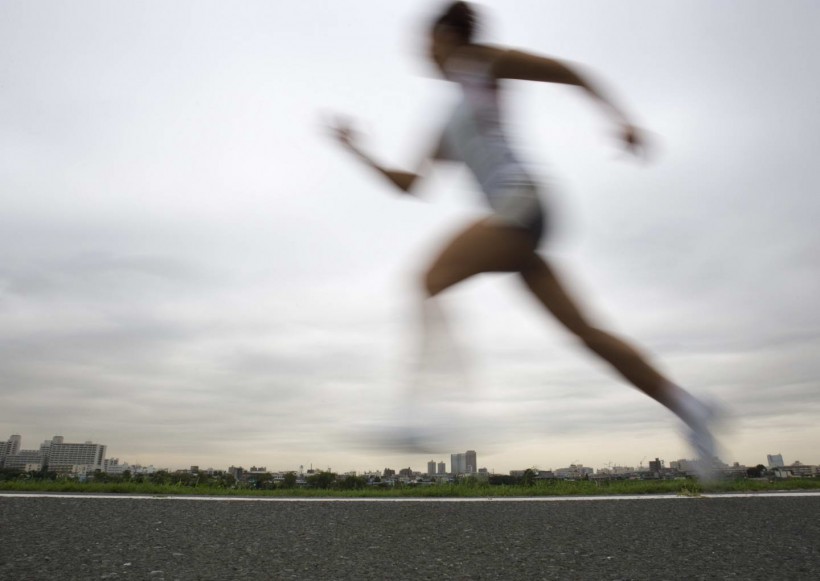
[434,1,477,42]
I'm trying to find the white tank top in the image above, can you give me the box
[441,55,532,198]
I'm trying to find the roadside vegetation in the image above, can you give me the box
[1,468,817,497]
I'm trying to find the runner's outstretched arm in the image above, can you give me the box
[329,118,444,194]
[492,50,644,155]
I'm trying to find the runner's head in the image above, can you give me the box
[429,2,478,70]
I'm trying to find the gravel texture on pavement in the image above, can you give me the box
[1,495,818,580]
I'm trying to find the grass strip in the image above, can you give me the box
[1,478,818,497]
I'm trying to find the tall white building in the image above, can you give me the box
[2,434,107,473]
[0,435,22,467]
[451,453,466,474]
[767,454,784,468]
[465,450,477,474]
[450,450,478,475]
[46,436,106,472]
[9,434,22,456]
[427,460,436,476]
[3,449,43,471]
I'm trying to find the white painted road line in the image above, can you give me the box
[1,491,819,501]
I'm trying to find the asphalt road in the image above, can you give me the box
[1,495,818,580]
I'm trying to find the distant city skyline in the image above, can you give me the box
[2,433,812,475]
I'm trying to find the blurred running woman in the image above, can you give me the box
[330,1,722,475]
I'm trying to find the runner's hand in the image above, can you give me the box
[620,123,646,158]
[329,117,360,151]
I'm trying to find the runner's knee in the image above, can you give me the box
[423,268,448,297]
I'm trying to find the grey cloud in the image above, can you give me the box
[1,253,207,297]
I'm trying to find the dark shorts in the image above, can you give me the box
[486,181,547,242]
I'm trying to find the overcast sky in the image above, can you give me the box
[1,0,818,474]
